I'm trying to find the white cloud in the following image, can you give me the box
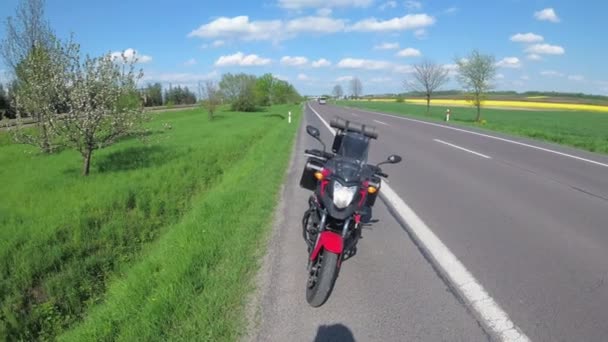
[337,58,392,70]
[317,8,332,16]
[405,1,422,10]
[527,54,542,61]
[336,75,354,82]
[534,8,560,23]
[214,52,271,66]
[183,58,197,66]
[521,75,530,80]
[111,48,152,63]
[278,0,373,9]
[374,42,400,50]
[379,1,397,10]
[273,74,289,81]
[297,73,311,81]
[349,14,435,32]
[286,16,346,34]
[212,40,225,47]
[444,7,458,14]
[443,63,459,75]
[496,73,505,79]
[414,29,428,39]
[280,56,309,67]
[568,75,584,81]
[312,58,331,67]
[510,32,544,43]
[540,70,564,77]
[496,57,522,68]
[525,44,565,55]
[188,16,282,41]
[396,47,421,57]
[142,71,219,84]
[394,64,415,73]
[371,77,392,82]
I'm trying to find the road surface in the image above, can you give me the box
[247,102,608,342]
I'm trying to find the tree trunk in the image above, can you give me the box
[208,109,214,121]
[82,149,92,176]
[476,105,481,122]
[426,94,431,115]
[41,123,52,153]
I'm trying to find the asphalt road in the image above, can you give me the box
[248,102,608,342]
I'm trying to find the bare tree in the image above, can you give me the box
[332,84,343,99]
[456,50,497,122]
[350,77,362,99]
[1,0,53,74]
[202,80,221,121]
[407,60,449,115]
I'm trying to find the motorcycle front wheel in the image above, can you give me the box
[306,249,339,307]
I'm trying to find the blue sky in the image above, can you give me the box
[1,0,607,96]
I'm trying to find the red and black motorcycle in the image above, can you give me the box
[299,117,402,307]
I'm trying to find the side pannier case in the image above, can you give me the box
[299,157,325,191]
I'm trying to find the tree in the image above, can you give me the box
[350,77,362,99]
[456,50,497,122]
[11,41,65,153]
[255,73,276,106]
[0,84,7,119]
[1,0,54,74]
[202,80,221,121]
[51,43,146,176]
[164,86,197,105]
[2,0,59,152]
[219,73,257,111]
[142,82,162,107]
[407,60,449,115]
[332,84,343,99]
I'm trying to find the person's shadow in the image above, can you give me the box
[313,324,355,342]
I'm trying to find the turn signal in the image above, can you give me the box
[368,186,378,194]
[314,171,324,180]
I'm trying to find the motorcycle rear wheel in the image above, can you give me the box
[306,249,339,307]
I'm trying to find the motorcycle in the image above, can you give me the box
[299,116,402,307]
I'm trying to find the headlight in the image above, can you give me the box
[333,181,358,209]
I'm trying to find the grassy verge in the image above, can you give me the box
[0,104,301,340]
[336,100,608,155]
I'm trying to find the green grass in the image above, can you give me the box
[337,100,608,154]
[0,104,301,341]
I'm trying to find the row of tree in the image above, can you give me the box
[329,51,497,122]
[140,83,197,107]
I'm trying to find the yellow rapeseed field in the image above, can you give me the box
[366,98,608,112]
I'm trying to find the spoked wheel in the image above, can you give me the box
[306,249,339,307]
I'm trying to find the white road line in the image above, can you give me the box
[351,113,359,117]
[307,103,530,342]
[348,107,608,169]
[373,119,388,126]
[434,139,492,159]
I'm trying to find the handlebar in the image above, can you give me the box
[305,149,334,159]
[330,117,378,139]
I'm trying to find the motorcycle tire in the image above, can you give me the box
[306,249,339,307]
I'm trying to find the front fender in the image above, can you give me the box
[310,231,343,261]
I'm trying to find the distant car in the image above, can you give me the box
[318,98,327,104]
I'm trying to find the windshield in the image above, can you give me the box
[338,133,369,162]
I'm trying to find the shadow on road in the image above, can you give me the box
[313,324,356,342]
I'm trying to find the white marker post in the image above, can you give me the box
[445,108,451,122]
[288,111,292,124]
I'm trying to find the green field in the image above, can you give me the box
[0,105,300,340]
[337,100,608,155]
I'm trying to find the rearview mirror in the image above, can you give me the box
[306,125,320,138]
[387,154,402,164]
